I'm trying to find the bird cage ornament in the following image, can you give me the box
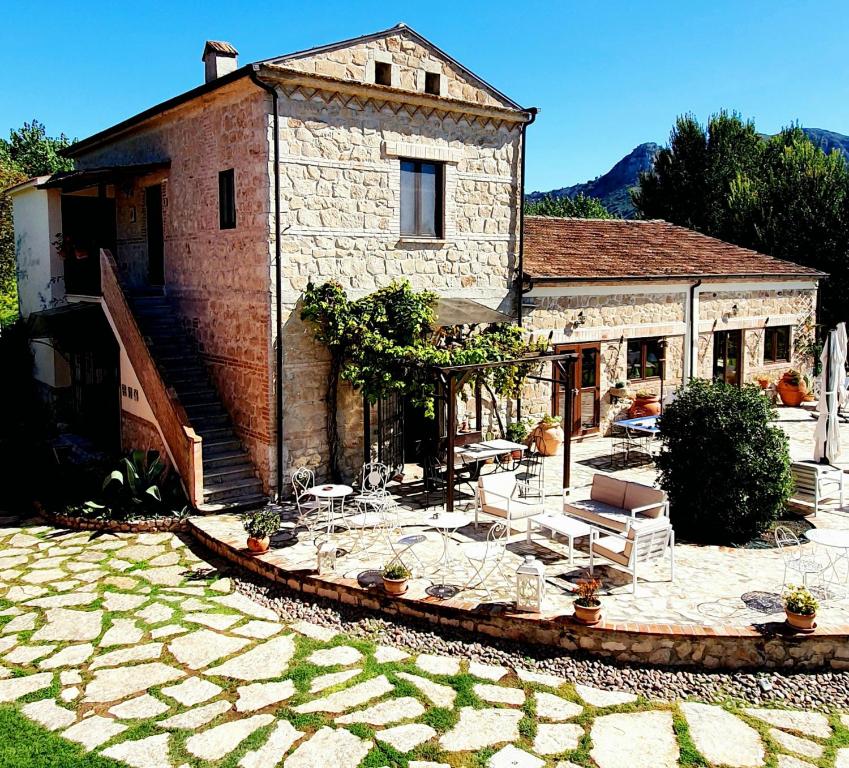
[516,555,546,612]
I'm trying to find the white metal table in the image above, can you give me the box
[805,528,849,585]
[425,512,472,599]
[304,484,353,536]
[534,514,593,565]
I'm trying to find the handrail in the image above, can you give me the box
[100,249,203,507]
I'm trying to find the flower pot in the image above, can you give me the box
[755,378,770,390]
[246,536,270,554]
[535,425,565,456]
[776,380,805,407]
[382,577,408,596]
[574,601,602,625]
[785,609,816,631]
[628,394,661,418]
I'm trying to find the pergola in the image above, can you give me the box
[434,350,579,511]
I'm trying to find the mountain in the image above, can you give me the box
[529,128,849,219]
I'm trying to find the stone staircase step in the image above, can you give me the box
[203,477,265,504]
[203,464,257,485]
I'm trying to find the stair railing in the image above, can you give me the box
[100,249,204,508]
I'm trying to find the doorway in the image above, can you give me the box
[145,185,165,286]
[553,343,600,437]
[713,329,743,385]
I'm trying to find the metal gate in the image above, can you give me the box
[377,392,405,477]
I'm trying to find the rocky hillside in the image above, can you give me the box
[530,128,849,219]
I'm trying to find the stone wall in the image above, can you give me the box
[76,82,276,491]
[121,410,167,461]
[521,283,818,436]
[277,29,513,109]
[274,86,523,483]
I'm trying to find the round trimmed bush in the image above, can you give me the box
[656,379,792,544]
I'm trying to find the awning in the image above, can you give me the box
[433,297,512,327]
[28,302,115,349]
[38,162,170,193]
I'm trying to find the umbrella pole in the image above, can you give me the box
[822,330,833,465]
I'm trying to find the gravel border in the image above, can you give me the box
[228,568,849,711]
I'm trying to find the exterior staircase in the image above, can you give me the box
[127,290,267,511]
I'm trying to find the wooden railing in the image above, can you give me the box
[100,249,204,508]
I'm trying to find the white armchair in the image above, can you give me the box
[589,517,675,593]
[475,473,546,540]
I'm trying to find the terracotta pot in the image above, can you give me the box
[785,609,816,631]
[755,378,770,390]
[776,380,805,407]
[574,601,602,625]
[246,536,270,554]
[535,424,565,456]
[628,394,661,418]
[510,450,523,460]
[382,577,408,596]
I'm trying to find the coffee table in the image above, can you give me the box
[534,514,593,565]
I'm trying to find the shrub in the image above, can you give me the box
[242,508,280,539]
[506,420,529,443]
[655,379,792,544]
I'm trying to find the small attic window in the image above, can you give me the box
[424,71,441,96]
[374,61,392,86]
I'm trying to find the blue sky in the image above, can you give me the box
[2,0,847,191]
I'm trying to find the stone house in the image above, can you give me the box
[520,217,825,436]
[10,25,533,508]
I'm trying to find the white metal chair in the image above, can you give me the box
[461,520,511,599]
[775,525,827,588]
[588,517,675,594]
[292,466,322,536]
[354,462,391,511]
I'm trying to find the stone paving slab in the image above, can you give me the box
[590,711,679,768]
[185,713,274,761]
[682,703,765,768]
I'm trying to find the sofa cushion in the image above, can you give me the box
[623,482,666,516]
[564,499,630,533]
[590,474,628,508]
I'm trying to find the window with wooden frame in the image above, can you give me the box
[764,325,791,363]
[424,71,441,95]
[374,61,392,86]
[218,169,236,229]
[400,159,443,237]
[626,337,662,381]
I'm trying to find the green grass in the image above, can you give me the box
[0,706,126,768]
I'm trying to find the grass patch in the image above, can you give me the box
[673,709,708,767]
[0,706,125,768]
[423,707,457,732]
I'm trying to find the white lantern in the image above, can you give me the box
[317,541,336,575]
[516,555,546,612]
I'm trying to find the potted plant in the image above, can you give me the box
[783,584,818,631]
[381,562,411,596]
[628,389,661,418]
[531,415,565,456]
[573,577,602,625]
[754,374,770,390]
[242,508,280,554]
[506,420,530,459]
[776,369,807,407]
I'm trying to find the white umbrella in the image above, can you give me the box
[836,322,848,411]
[813,328,844,464]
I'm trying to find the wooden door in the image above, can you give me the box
[713,330,744,386]
[553,343,601,436]
[145,185,165,286]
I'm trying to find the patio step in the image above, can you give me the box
[124,290,267,512]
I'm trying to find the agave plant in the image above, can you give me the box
[102,450,166,512]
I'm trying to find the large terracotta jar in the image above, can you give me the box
[534,420,565,456]
[628,393,661,418]
[776,370,806,407]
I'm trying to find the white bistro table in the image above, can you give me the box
[805,528,849,585]
[456,439,527,479]
[304,484,353,536]
[425,512,472,599]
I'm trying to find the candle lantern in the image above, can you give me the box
[317,541,337,575]
[516,555,546,612]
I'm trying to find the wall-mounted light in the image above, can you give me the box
[731,304,740,316]
[574,311,586,327]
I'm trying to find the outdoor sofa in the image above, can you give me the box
[563,474,668,533]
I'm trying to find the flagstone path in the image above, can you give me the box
[0,522,846,767]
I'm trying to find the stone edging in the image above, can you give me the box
[36,504,189,534]
[188,517,849,671]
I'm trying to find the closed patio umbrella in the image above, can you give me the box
[836,322,848,412]
[814,327,844,464]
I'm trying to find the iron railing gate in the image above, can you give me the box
[377,392,405,477]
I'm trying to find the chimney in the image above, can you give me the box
[202,41,239,83]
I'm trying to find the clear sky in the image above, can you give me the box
[2,0,847,191]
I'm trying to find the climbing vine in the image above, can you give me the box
[301,280,547,479]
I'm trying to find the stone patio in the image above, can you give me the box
[0,522,846,766]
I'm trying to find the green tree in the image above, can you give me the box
[0,121,74,326]
[656,379,792,545]
[524,192,614,219]
[632,111,762,237]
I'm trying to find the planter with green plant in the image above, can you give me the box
[382,562,411,595]
[573,577,602,625]
[506,420,530,458]
[776,369,807,406]
[783,584,818,631]
[531,414,565,456]
[628,388,661,418]
[242,508,280,554]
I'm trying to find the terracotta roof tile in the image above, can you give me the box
[524,217,825,280]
